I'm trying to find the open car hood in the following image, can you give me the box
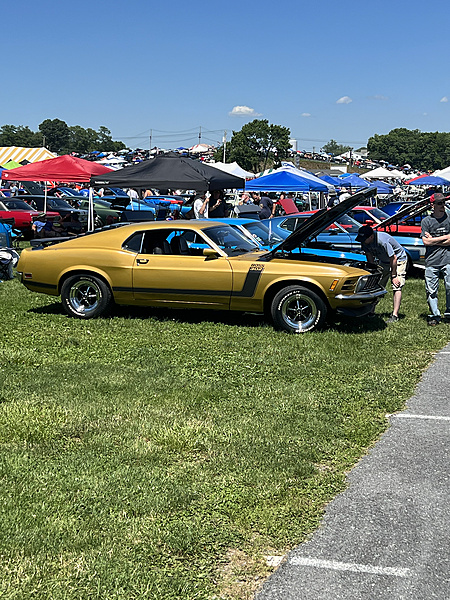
[373,196,431,230]
[269,188,376,254]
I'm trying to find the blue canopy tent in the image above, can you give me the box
[320,175,352,188]
[245,170,328,192]
[338,174,371,188]
[369,179,395,194]
[406,175,450,186]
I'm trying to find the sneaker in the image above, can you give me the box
[444,312,450,321]
[386,314,399,323]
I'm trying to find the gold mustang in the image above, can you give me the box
[17,191,386,333]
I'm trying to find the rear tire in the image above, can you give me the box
[271,286,327,333]
[61,275,112,319]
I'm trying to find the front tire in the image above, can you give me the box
[61,275,112,319]
[271,286,327,333]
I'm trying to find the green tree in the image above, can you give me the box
[67,125,99,154]
[367,128,450,171]
[215,119,291,172]
[322,139,351,156]
[0,125,41,147]
[39,118,70,153]
[96,126,126,152]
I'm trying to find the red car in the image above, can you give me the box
[349,206,422,236]
[0,198,59,238]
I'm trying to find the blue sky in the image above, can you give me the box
[3,0,450,151]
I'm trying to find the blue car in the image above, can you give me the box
[262,211,426,269]
[213,217,369,263]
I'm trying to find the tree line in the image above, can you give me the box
[0,119,125,154]
[367,128,450,171]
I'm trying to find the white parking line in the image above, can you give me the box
[394,414,450,422]
[289,557,411,577]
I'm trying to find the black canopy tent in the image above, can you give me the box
[90,153,245,191]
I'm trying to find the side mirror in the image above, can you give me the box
[203,248,220,258]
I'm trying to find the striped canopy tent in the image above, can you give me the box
[0,146,56,166]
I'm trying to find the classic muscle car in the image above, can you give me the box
[16,191,386,333]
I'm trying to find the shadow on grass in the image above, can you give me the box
[28,301,388,333]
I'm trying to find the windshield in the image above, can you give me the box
[243,221,283,246]
[50,198,76,209]
[204,225,259,255]
[4,200,35,210]
[107,187,129,197]
[331,214,361,233]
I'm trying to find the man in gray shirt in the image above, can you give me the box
[421,193,450,325]
[356,225,408,323]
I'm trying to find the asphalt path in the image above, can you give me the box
[256,344,450,599]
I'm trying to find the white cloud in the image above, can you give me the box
[336,96,352,104]
[229,105,262,117]
[440,96,448,103]
[301,112,311,117]
[372,94,388,101]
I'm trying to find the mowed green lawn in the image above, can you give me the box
[0,275,448,599]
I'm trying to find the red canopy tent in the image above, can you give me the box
[1,155,113,231]
[1,155,112,182]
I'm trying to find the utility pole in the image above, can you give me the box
[149,129,152,152]
[223,130,227,162]
[198,126,202,144]
[43,135,46,148]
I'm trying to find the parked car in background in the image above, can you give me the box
[0,199,59,238]
[349,206,422,235]
[76,198,122,226]
[20,196,89,226]
[16,192,386,333]
[263,209,426,269]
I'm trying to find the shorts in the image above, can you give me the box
[380,260,407,290]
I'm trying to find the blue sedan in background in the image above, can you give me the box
[262,212,425,269]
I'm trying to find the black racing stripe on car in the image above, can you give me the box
[231,265,264,297]
[25,281,58,290]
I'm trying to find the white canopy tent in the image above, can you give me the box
[433,166,450,181]
[212,161,255,179]
[361,166,397,179]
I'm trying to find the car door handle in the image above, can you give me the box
[137,258,149,265]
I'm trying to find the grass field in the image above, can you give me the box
[0,274,448,599]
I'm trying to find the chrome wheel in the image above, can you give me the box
[69,279,102,316]
[280,292,318,331]
[271,286,327,333]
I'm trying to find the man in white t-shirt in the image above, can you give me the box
[194,194,209,219]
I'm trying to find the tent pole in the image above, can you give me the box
[88,187,95,232]
[44,182,48,215]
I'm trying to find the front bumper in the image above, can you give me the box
[334,288,387,302]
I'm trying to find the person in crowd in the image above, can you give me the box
[259,193,276,220]
[143,189,154,198]
[339,189,351,203]
[10,182,19,196]
[421,193,450,326]
[208,190,227,218]
[60,212,83,235]
[239,192,252,205]
[127,188,139,201]
[32,215,62,238]
[356,224,407,323]
[250,191,261,205]
[194,194,209,218]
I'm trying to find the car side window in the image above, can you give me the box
[132,229,212,256]
[123,232,144,253]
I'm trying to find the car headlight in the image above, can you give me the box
[355,275,369,292]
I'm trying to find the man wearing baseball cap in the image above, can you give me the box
[421,193,450,325]
[356,225,408,323]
